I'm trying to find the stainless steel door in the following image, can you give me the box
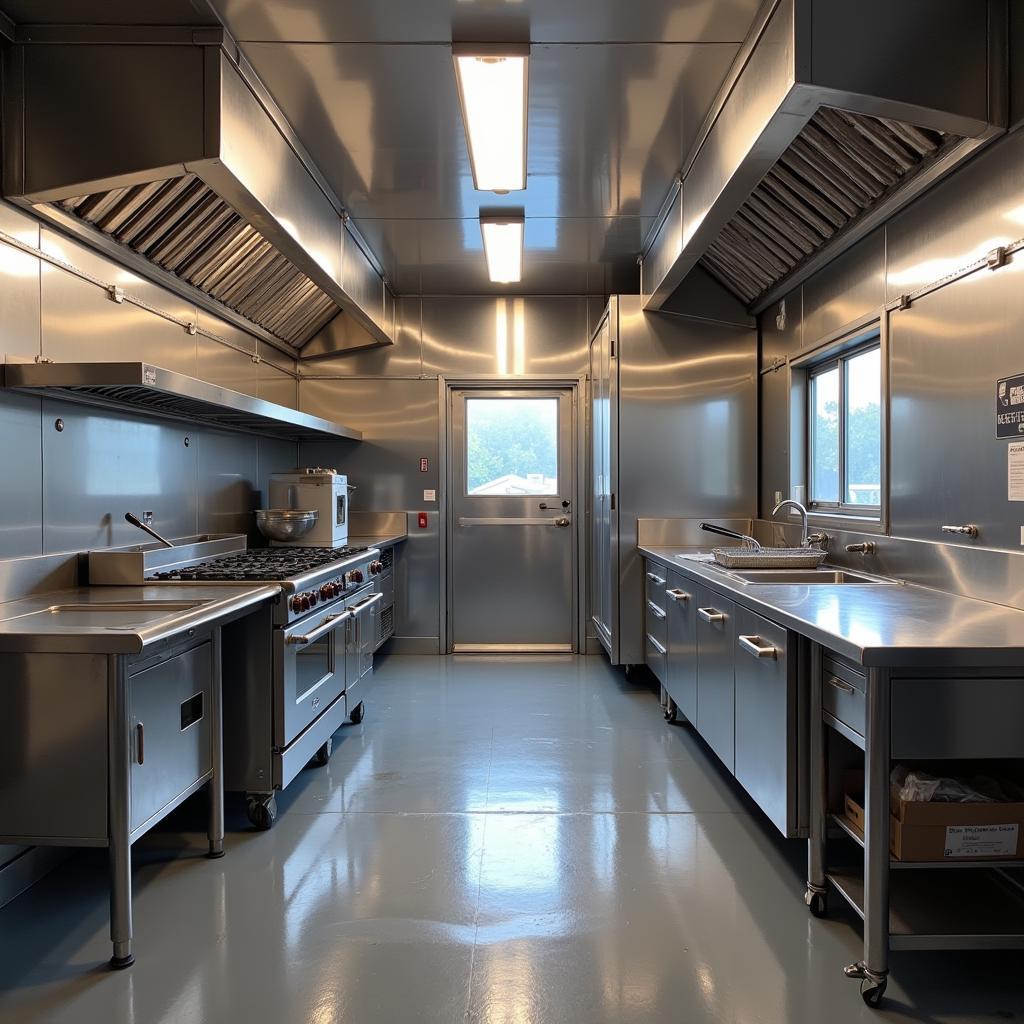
[695,584,735,772]
[665,569,697,722]
[733,607,793,835]
[589,304,618,658]
[449,386,576,652]
[274,605,350,746]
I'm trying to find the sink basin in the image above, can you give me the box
[728,569,894,585]
[0,601,209,630]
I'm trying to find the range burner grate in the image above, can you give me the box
[147,545,369,582]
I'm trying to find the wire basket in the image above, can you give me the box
[712,546,828,569]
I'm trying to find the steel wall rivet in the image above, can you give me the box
[54,418,64,432]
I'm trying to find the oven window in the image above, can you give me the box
[296,637,333,700]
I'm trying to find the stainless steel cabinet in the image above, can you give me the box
[643,562,668,684]
[733,607,795,836]
[129,642,214,834]
[665,569,697,723]
[695,584,735,771]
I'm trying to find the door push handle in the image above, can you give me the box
[136,721,145,765]
[827,675,855,694]
[539,500,571,510]
[738,634,778,659]
[553,516,571,527]
[666,589,689,603]
[645,572,666,585]
[698,607,725,623]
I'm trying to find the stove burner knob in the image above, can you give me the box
[369,560,384,575]
[300,594,311,612]
[320,584,335,601]
[309,592,319,607]
[347,568,364,584]
[290,595,304,613]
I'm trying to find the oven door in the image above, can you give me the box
[274,604,352,747]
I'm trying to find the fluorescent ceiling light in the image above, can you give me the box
[453,44,529,193]
[480,214,524,283]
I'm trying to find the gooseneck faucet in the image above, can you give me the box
[772,499,809,547]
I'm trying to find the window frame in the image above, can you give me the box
[806,336,882,518]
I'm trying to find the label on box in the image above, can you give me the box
[944,823,1018,858]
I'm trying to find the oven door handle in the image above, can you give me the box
[286,609,353,646]
[349,593,384,613]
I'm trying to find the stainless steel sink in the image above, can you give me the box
[727,569,895,585]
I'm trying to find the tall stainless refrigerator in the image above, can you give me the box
[589,289,757,665]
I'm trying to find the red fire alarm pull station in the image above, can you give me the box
[418,512,428,529]
[419,458,429,473]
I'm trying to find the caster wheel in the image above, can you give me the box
[804,888,827,917]
[246,795,277,830]
[310,737,333,767]
[860,978,887,1008]
[349,701,365,724]
[663,702,678,723]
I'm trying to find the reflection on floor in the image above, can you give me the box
[1,655,1022,1023]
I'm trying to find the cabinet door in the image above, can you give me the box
[665,570,697,722]
[695,586,735,771]
[734,607,792,835]
[129,642,213,835]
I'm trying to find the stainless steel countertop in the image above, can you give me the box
[0,584,281,655]
[640,545,1024,668]
[348,534,407,548]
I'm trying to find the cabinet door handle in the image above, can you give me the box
[647,634,667,656]
[738,634,778,659]
[645,571,666,586]
[136,721,145,765]
[698,607,724,623]
[827,675,855,694]
[646,600,666,620]
[666,589,690,603]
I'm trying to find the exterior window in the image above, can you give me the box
[466,397,558,495]
[808,341,881,515]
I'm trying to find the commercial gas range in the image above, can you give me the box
[89,537,384,828]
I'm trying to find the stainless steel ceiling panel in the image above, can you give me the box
[1,1,220,25]
[238,41,740,225]
[212,0,761,44]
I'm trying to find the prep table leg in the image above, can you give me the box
[805,643,828,916]
[108,657,134,969]
[207,630,225,859]
[845,667,890,1007]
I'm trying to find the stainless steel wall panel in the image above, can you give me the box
[801,227,884,346]
[889,256,1024,550]
[0,393,42,557]
[0,208,40,363]
[39,230,198,373]
[258,358,298,410]
[40,398,197,554]
[195,335,260,399]
[298,377,441,645]
[1013,1,1024,130]
[256,438,300,508]
[759,286,802,368]
[196,430,258,545]
[886,130,1024,302]
[420,296,590,378]
[759,365,790,518]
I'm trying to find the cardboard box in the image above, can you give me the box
[843,787,1024,862]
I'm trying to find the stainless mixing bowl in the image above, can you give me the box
[255,508,319,542]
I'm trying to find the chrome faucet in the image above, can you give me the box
[772,499,810,548]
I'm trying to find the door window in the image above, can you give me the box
[465,397,559,495]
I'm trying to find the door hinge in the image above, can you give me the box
[610,492,616,511]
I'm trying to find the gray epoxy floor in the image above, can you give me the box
[1,654,1022,1023]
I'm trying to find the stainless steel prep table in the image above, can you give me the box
[640,545,1024,1006]
[0,583,280,967]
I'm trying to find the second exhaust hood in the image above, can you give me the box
[2,28,395,357]
[642,0,1007,314]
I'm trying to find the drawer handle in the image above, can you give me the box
[666,589,690,603]
[136,721,144,765]
[827,675,855,695]
[738,634,778,659]
[646,600,666,620]
[647,634,667,656]
[698,607,724,623]
[645,571,666,586]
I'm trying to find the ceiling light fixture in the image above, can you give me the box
[479,213,524,283]
[453,43,529,193]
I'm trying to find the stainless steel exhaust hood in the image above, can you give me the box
[2,28,395,357]
[641,0,1007,314]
